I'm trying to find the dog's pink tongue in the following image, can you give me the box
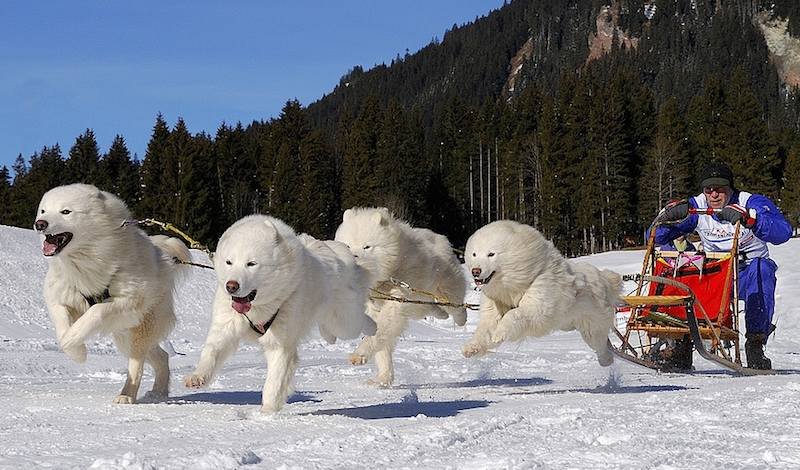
[232,299,251,314]
[43,240,58,256]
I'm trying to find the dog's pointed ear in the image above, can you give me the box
[263,218,283,243]
[343,208,354,223]
[372,208,390,226]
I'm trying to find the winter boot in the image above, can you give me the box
[660,336,694,371]
[745,333,772,370]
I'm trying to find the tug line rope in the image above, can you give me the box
[121,218,214,269]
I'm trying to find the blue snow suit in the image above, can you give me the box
[655,191,792,336]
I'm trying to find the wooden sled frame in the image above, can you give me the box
[609,221,769,375]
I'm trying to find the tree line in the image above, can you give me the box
[3,66,799,256]
[3,0,800,255]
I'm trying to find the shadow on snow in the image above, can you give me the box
[395,377,553,390]
[306,399,491,420]
[169,390,324,405]
[507,383,693,396]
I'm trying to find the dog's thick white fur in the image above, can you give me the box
[184,215,376,412]
[35,184,190,404]
[334,207,467,386]
[462,220,620,366]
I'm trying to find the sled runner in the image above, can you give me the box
[610,218,774,376]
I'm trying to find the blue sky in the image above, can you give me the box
[1,1,505,174]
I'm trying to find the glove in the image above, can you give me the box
[659,200,689,223]
[718,204,756,227]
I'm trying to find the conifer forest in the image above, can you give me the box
[4,0,800,255]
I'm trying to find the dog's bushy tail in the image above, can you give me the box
[601,269,624,307]
[150,235,191,280]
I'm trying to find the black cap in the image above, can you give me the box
[699,162,734,189]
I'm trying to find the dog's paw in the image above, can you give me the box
[348,353,368,366]
[112,395,135,405]
[597,350,614,367]
[63,344,87,363]
[184,373,208,389]
[319,327,337,345]
[260,402,282,414]
[462,343,487,358]
[367,375,393,387]
[432,307,449,320]
[490,330,509,345]
[453,310,468,327]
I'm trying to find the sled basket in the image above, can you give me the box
[610,223,747,372]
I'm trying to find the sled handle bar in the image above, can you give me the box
[688,208,722,215]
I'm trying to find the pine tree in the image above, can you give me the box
[138,114,171,219]
[166,118,194,226]
[9,146,65,227]
[299,129,337,237]
[341,96,381,209]
[178,133,222,247]
[271,100,309,228]
[65,129,102,185]
[0,166,11,225]
[638,97,692,225]
[101,135,139,207]
[216,122,255,227]
[718,69,779,197]
[780,138,800,231]
[588,75,633,251]
[536,94,570,249]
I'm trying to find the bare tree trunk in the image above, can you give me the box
[479,140,484,223]
[486,146,491,223]
[469,145,474,230]
[495,138,501,220]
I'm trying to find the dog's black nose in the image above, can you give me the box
[226,280,240,294]
[34,219,48,232]
[471,267,481,277]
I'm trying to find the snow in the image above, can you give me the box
[2,223,800,469]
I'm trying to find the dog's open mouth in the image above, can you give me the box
[473,271,495,286]
[231,290,257,314]
[42,232,73,257]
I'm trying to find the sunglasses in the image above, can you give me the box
[703,186,730,195]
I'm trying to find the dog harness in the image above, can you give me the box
[83,288,111,307]
[242,309,279,336]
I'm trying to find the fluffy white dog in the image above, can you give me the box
[35,184,190,403]
[184,215,376,412]
[462,220,620,366]
[335,207,467,386]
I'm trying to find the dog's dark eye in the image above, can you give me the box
[472,252,476,257]
[363,245,371,250]
[488,252,495,257]
[60,209,71,215]
[40,209,45,214]
[246,261,257,267]
[225,260,232,265]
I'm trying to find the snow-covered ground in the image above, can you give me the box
[2,224,800,469]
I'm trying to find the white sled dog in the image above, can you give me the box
[184,215,376,412]
[35,184,190,404]
[335,207,467,386]
[462,220,621,366]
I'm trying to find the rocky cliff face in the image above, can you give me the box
[502,37,534,99]
[587,3,639,63]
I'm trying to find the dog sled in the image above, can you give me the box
[609,213,774,376]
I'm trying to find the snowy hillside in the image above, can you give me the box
[2,224,800,469]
